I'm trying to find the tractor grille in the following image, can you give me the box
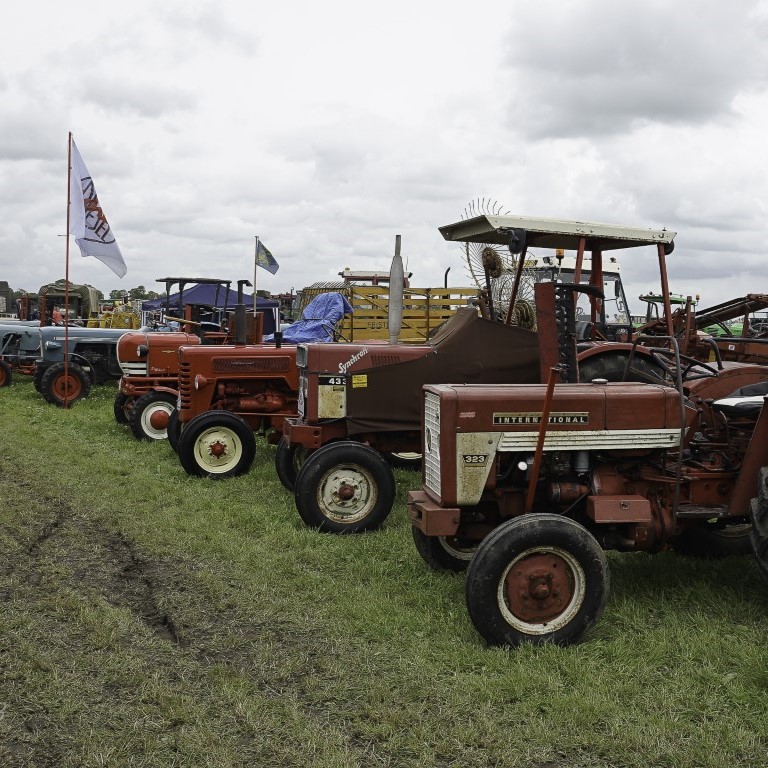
[119,361,147,376]
[178,362,191,410]
[423,391,441,497]
[212,356,291,374]
[371,354,402,366]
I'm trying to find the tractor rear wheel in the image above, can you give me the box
[0,360,11,387]
[465,514,609,647]
[177,411,256,478]
[385,452,422,470]
[578,350,667,384]
[33,365,47,392]
[113,392,132,425]
[411,526,476,572]
[274,436,312,492]
[294,441,395,533]
[674,522,753,558]
[40,362,92,406]
[167,409,181,453]
[129,391,176,441]
[749,467,768,586]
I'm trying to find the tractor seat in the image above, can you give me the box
[712,381,768,418]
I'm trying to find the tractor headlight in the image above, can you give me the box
[45,341,61,350]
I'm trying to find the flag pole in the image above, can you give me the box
[253,235,259,307]
[64,132,73,408]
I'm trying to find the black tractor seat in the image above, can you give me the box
[712,381,768,418]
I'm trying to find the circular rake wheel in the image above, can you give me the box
[0,360,11,387]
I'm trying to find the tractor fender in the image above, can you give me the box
[68,353,96,382]
[144,385,178,398]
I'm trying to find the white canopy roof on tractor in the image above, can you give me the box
[439,215,676,252]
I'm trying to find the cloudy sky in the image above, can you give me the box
[1,0,767,313]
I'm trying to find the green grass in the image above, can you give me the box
[1,376,768,767]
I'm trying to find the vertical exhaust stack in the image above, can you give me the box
[388,234,404,345]
[234,304,247,346]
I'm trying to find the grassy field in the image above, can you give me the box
[1,376,768,767]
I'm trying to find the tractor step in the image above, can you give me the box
[676,504,727,519]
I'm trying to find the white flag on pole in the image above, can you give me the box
[69,139,127,278]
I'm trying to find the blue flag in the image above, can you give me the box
[255,239,279,274]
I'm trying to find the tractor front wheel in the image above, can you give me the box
[129,391,177,441]
[274,436,313,492]
[167,409,181,453]
[465,514,609,647]
[40,362,92,406]
[177,411,256,478]
[411,526,477,572]
[294,441,395,533]
[0,360,11,387]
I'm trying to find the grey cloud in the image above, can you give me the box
[163,3,261,54]
[503,0,768,139]
[75,77,197,119]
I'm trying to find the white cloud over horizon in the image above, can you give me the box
[1,0,767,314]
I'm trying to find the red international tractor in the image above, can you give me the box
[406,215,768,647]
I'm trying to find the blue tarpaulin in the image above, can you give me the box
[142,285,275,311]
[265,292,352,344]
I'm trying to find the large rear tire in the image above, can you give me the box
[114,392,132,425]
[749,467,768,586]
[274,436,312,492]
[411,526,476,572]
[177,411,256,478]
[33,365,47,392]
[674,522,753,558]
[294,441,395,533]
[167,409,181,453]
[578,350,667,384]
[40,362,92,406]
[385,452,422,471]
[129,391,176,441]
[466,514,609,647]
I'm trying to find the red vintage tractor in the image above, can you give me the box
[114,277,265,440]
[407,358,768,646]
[405,218,768,646]
[284,216,683,534]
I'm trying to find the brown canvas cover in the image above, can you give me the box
[345,308,540,434]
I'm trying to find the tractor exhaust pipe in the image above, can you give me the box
[389,234,404,345]
[234,304,247,346]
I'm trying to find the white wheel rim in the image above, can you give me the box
[193,426,243,474]
[497,545,586,635]
[438,536,476,562]
[140,402,174,440]
[316,463,377,524]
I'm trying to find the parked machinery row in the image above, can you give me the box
[8,215,768,649]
